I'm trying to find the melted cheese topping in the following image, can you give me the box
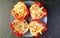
[11,2,27,18]
[30,4,46,19]
[29,21,44,36]
[12,20,28,34]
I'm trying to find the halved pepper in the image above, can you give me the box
[10,2,29,20]
[29,19,47,37]
[30,2,47,19]
[10,20,29,36]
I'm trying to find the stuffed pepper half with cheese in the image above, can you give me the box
[29,19,47,37]
[10,20,29,36]
[30,2,47,19]
[10,2,29,20]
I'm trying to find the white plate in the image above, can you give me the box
[11,1,47,37]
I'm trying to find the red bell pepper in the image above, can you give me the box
[10,2,29,20]
[30,2,47,19]
[29,19,47,37]
[10,20,29,36]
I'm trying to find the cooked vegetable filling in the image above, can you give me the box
[29,21,45,36]
[30,4,47,19]
[11,20,28,34]
[10,2,28,20]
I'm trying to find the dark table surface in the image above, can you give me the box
[9,0,60,38]
[40,0,60,38]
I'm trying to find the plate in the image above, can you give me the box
[11,1,47,37]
